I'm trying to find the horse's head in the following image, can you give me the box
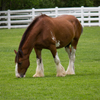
[14,50,30,78]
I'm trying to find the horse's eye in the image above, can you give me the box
[18,62,22,65]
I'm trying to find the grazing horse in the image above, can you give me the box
[14,14,83,78]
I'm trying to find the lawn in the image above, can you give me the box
[0,27,100,100]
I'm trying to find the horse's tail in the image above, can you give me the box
[81,25,83,34]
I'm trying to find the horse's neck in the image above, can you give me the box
[21,21,41,57]
[21,32,36,57]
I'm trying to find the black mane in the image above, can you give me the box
[18,14,47,50]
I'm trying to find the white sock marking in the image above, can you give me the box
[33,59,44,77]
[54,53,66,76]
[66,47,76,74]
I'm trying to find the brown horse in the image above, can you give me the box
[14,14,83,78]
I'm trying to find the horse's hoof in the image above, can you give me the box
[56,73,66,77]
[66,70,75,75]
[33,74,44,77]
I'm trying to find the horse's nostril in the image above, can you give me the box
[20,75,24,78]
[20,74,25,78]
[16,73,25,78]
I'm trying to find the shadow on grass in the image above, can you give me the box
[93,58,100,61]
[76,73,100,76]
[14,72,100,79]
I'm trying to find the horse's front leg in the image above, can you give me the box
[33,49,44,77]
[50,45,66,77]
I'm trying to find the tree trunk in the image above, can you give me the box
[0,0,6,11]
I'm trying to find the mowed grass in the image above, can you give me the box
[0,27,100,100]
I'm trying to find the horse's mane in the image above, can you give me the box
[19,14,48,50]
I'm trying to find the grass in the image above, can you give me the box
[0,27,100,100]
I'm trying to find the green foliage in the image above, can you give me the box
[66,0,93,7]
[0,27,100,99]
[93,0,100,6]
[0,0,98,10]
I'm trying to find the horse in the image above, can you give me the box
[14,14,83,78]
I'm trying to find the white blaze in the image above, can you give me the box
[15,63,26,78]
[15,63,20,78]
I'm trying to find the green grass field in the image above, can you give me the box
[0,27,100,100]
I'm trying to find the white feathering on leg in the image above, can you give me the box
[54,53,66,77]
[33,59,44,77]
[66,47,76,75]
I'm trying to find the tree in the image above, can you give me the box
[0,0,98,11]
[93,0,100,6]
[0,0,7,10]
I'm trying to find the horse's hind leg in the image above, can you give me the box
[65,43,76,75]
[50,45,66,77]
[33,49,44,77]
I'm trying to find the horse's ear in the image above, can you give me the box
[19,50,24,58]
[14,50,17,54]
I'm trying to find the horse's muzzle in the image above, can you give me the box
[16,73,25,78]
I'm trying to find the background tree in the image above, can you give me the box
[0,0,7,10]
[93,0,100,6]
[0,0,99,11]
